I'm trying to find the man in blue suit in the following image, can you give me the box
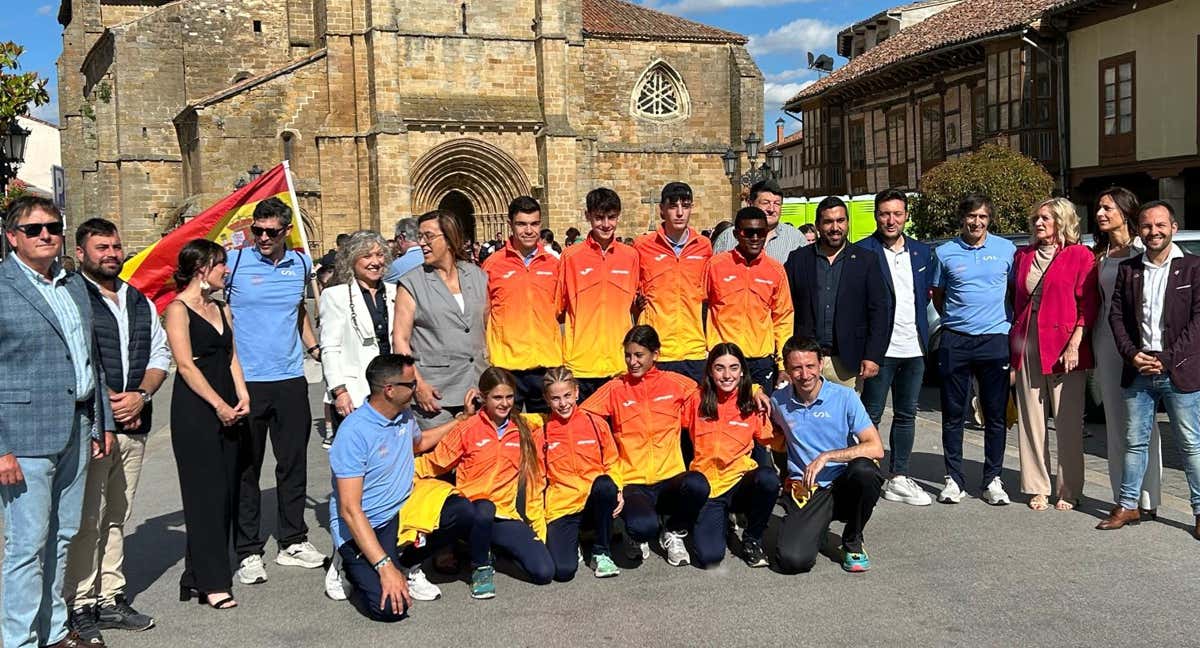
[858,189,936,507]
[784,196,889,391]
[0,196,114,648]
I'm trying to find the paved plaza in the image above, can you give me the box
[3,371,1198,648]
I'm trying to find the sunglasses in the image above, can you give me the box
[738,227,768,239]
[250,225,286,239]
[14,221,65,237]
[378,380,418,391]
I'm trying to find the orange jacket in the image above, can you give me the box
[683,391,775,498]
[580,368,697,485]
[556,237,640,378]
[703,249,794,361]
[414,411,547,537]
[633,227,712,363]
[482,240,562,371]
[541,409,620,522]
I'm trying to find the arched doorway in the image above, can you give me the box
[409,138,532,242]
[437,190,477,243]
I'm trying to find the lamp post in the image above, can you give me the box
[721,131,784,192]
[233,163,265,189]
[0,119,31,193]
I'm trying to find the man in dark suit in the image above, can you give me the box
[0,196,114,648]
[858,189,936,507]
[784,196,888,391]
[1100,200,1200,538]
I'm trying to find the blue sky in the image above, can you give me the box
[8,0,896,139]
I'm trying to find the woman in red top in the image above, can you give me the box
[581,325,708,568]
[685,343,780,569]
[541,367,623,581]
[415,367,553,599]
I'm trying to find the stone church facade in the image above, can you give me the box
[57,0,763,250]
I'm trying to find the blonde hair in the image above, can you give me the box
[541,366,578,395]
[1031,197,1080,246]
[333,230,393,285]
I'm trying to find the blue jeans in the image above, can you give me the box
[861,355,925,475]
[1120,374,1200,514]
[1,409,90,648]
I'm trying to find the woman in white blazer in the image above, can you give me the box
[317,230,396,602]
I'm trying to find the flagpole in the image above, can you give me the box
[282,160,311,256]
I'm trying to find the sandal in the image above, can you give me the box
[1028,495,1049,511]
[204,593,238,610]
[1054,499,1076,511]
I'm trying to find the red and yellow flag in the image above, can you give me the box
[120,161,310,313]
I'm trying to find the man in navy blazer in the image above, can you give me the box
[857,189,936,507]
[0,196,114,648]
[784,196,888,390]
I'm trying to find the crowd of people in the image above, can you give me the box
[2,174,1199,644]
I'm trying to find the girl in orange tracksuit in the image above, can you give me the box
[684,342,781,569]
[415,367,552,599]
[581,325,708,567]
[541,367,623,581]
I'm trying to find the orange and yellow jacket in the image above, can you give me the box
[633,227,712,363]
[415,411,547,539]
[541,409,620,522]
[580,368,697,486]
[556,237,640,378]
[702,249,794,362]
[683,391,776,498]
[481,240,562,371]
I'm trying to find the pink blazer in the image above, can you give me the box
[1010,243,1099,374]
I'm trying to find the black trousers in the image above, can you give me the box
[545,476,619,582]
[172,421,242,593]
[237,377,313,559]
[776,458,883,574]
[657,359,706,385]
[691,466,780,568]
[508,367,549,414]
[621,471,710,542]
[575,377,612,404]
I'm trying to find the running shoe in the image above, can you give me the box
[470,566,496,600]
[937,477,966,504]
[659,529,690,567]
[592,554,620,578]
[841,548,871,573]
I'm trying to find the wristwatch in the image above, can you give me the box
[134,388,149,403]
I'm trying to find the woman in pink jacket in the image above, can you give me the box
[1010,197,1099,511]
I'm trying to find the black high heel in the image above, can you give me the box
[179,585,200,603]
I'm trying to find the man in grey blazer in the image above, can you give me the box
[0,196,114,648]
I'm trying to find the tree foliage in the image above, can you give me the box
[0,41,50,128]
[909,143,1054,240]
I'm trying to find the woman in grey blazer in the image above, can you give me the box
[392,210,488,429]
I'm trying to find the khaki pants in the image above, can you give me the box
[1015,328,1085,501]
[822,355,861,391]
[64,434,147,607]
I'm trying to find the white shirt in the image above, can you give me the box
[883,243,922,358]
[1140,243,1184,353]
[85,277,172,391]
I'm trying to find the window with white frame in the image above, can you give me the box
[632,62,689,121]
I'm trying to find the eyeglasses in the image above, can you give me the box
[737,227,768,239]
[13,221,65,237]
[250,225,286,239]
[378,379,418,392]
[415,232,444,244]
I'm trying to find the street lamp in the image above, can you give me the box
[721,131,784,190]
[0,119,31,190]
[233,163,264,189]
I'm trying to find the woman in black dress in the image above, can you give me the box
[163,240,250,609]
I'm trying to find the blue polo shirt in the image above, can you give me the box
[226,247,309,381]
[931,234,1015,335]
[770,380,873,487]
[384,247,424,284]
[328,403,417,548]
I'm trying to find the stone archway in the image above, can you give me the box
[437,190,477,242]
[410,138,531,243]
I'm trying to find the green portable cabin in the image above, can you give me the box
[779,194,911,243]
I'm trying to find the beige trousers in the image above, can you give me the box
[64,433,147,607]
[1015,326,1085,500]
[822,355,860,391]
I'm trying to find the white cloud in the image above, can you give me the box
[36,5,53,15]
[765,68,816,83]
[29,97,59,125]
[763,79,814,110]
[747,18,841,56]
[641,0,811,15]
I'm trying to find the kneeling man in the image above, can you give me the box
[771,337,885,573]
[329,354,473,621]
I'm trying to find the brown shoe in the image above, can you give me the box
[40,630,88,648]
[1096,506,1141,530]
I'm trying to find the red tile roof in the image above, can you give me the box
[582,0,747,44]
[786,0,1070,107]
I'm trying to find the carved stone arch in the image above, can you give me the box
[631,59,691,123]
[410,138,532,242]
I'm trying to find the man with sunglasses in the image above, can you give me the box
[710,180,806,264]
[0,196,115,648]
[225,197,326,586]
[702,206,794,394]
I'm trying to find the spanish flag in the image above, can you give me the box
[120,161,310,313]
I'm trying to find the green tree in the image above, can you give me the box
[909,143,1054,240]
[0,41,50,127]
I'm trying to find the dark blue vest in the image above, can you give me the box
[86,280,154,435]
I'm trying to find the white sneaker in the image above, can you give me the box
[237,555,268,584]
[937,477,966,504]
[981,477,1011,506]
[659,530,690,567]
[324,562,347,601]
[882,475,933,506]
[275,541,326,569]
[406,566,442,601]
[624,538,651,561]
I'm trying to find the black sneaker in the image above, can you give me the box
[96,596,155,632]
[67,606,106,647]
[742,538,768,568]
